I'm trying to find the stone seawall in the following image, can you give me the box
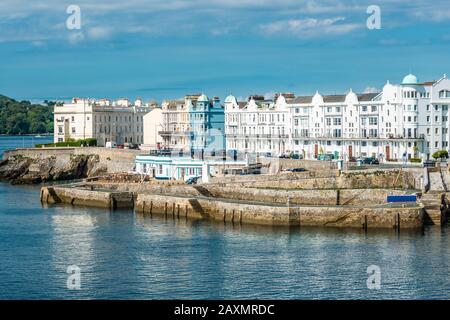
[209,170,339,184]
[135,193,423,228]
[204,186,411,206]
[3,147,139,174]
[41,186,134,209]
[232,170,421,190]
[260,158,338,174]
[42,185,424,229]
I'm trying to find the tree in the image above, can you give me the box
[432,150,449,160]
[0,94,53,134]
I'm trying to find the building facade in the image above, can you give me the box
[225,74,450,161]
[160,94,225,156]
[224,95,290,157]
[54,98,155,147]
[142,108,164,150]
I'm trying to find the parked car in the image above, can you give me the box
[423,160,436,168]
[291,168,307,172]
[185,176,201,185]
[124,143,139,150]
[360,157,379,165]
[291,153,302,160]
[282,168,306,173]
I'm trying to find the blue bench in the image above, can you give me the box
[387,195,417,203]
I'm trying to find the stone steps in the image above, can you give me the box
[429,172,446,192]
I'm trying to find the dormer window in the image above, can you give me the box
[439,90,450,99]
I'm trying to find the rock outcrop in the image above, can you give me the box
[0,154,107,184]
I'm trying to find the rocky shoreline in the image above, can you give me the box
[0,154,107,184]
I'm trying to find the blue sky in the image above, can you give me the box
[1,0,450,102]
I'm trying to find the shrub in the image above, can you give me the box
[35,138,97,148]
[409,158,422,163]
[432,150,449,160]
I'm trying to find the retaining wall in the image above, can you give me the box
[4,147,140,173]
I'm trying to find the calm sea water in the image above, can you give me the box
[0,136,449,300]
[0,135,53,157]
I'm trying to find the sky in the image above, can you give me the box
[0,0,450,103]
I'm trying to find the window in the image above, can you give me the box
[371,106,377,112]
[71,127,76,133]
[439,90,450,98]
[369,117,378,125]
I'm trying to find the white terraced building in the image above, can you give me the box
[54,98,156,147]
[224,74,450,161]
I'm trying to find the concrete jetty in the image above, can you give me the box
[40,169,428,229]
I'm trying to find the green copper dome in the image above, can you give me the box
[402,74,418,85]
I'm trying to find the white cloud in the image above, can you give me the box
[1,0,450,44]
[87,26,112,40]
[364,87,380,94]
[260,17,361,37]
[31,40,46,47]
[68,31,85,44]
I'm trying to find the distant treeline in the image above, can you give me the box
[0,95,54,134]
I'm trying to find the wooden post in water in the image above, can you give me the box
[397,213,401,232]
[232,209,235,224]
[164,202,168,217]
[363,215,368,232]
[172,203,175,218]
[185,205,188,218]
[150,201,153,216]
[142,201,146,213]
[223,209,227,223]
[177,204,180,218]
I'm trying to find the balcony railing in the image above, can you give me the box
[225,134,289,139]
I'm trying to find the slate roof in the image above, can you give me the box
[322,95,346,103]
[356,93,380,102]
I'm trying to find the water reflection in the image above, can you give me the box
[1,183,450,299]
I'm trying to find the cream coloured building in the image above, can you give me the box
[159,96,192,150]
[54,98,156,147]
[142,108,164,150]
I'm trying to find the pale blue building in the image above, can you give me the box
[189,94,225,158]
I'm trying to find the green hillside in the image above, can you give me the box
[0,95,54,134]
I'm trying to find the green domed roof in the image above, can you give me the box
[402,74,418,85]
